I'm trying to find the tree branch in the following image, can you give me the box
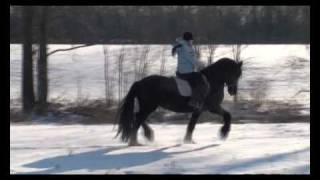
[292,89,310,98]
[47,44,95,56]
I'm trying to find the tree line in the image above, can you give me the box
[11,6,309,44]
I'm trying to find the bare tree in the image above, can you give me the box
[47,44,95,56]
[207,44,219,65]
[36,6,49,115]
[232,44,248,62]
[121,50,131,101]
[118,46,125,103]
[133,46,140,82]
[22,6,35,114]
[194,44,202,60]
[67,45,83,105]
[231,44,247,103]
[138,45,150,80]
[102,45,112,106]
[123,71,129,98]
[159,46,167,75]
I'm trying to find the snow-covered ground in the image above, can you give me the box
[10,44,310,174]
[10,123,310,174]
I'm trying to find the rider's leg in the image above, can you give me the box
[176,72,205,110]
[188,73,206,110]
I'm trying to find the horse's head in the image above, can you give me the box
[201,58,243,96]
[225,61,242,96]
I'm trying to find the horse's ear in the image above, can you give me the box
[238,61,243,67]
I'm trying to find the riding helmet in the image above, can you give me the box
[183,32,193,41]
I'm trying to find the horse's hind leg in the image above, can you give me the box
[184,111,201,144]
[128,112,147,146]
[129,107,156,146]
[209,106,231,139]
[142,122,154,142]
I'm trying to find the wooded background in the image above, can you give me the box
[10,6,310,117]
[10,6,310,44]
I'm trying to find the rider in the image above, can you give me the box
[172,32,207,110]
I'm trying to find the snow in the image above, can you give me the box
[10,44,310,109]
[10,123,310,174]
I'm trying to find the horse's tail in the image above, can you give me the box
[115,82,139,142]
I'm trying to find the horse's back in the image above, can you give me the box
[139,75,170,82]
[137,75,192,112]
[136,75,176,96]
[138,75,173,87]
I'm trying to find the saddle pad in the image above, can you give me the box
[173,77,192,97]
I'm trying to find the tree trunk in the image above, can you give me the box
[232,44,242,103]
[139,46,150,80]
[36,6,49,115]
[22,6,35,114]
[118,47,125,104]
[103,46,112,106]
[159,46,167,75]
[207,44,218,65]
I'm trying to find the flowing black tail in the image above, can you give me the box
[115,82,139,142]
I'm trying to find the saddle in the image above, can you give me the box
[173,77,192,96]
[173,74,210,97]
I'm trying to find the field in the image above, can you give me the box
[10,44,310,174]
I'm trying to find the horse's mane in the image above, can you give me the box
[201,58,237,77]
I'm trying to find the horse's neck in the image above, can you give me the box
[209,80,224,92]
[205,71,225,87]
[202,66,227,91]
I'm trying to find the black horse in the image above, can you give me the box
[115,58,243,146]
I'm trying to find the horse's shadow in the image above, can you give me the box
[22,144,219,174]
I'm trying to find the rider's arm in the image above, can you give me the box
[172,44,182,56]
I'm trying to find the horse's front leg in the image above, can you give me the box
[209,106,231,139]
[184,111,202,144]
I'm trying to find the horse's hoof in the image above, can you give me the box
[219,126,230,140]
[183,138,196,144]
[219,134,228,141]
[128,142,143,146]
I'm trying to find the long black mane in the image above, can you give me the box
[200,58,242,94]
[202,58,241,81]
